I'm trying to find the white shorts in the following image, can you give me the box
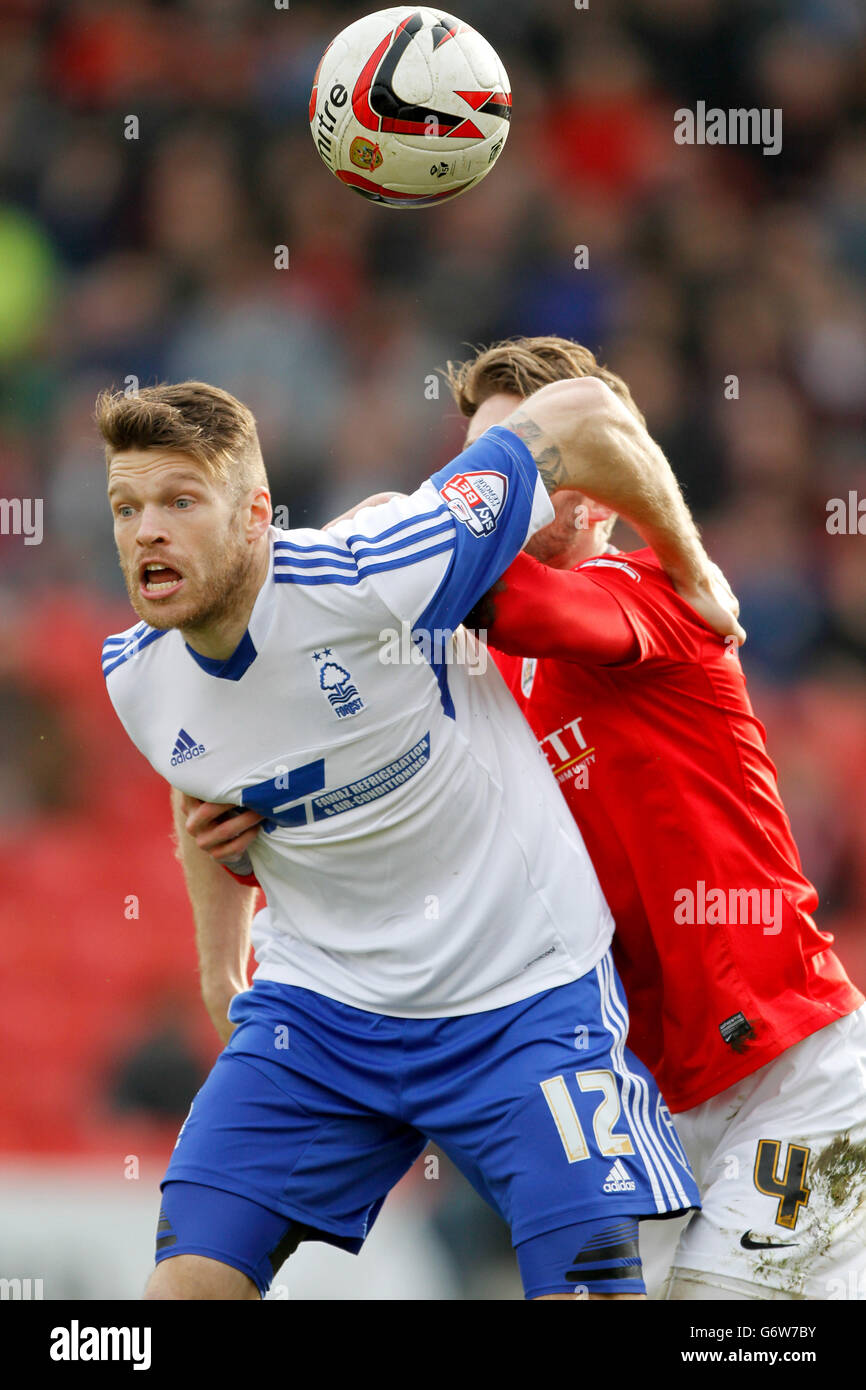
[640,1005,866,1300]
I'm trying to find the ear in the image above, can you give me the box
[552,490,615,533]
[582,499,616,528]
[246,486,272,540]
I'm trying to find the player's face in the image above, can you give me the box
[463,391,595,567]
[108,449,255,631]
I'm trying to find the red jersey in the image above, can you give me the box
[486,547,862,1112]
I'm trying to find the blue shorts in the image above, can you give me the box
[158,950,698,1295]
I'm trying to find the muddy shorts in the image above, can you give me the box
[655,1004,866,1300]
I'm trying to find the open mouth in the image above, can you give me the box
[140,561,184,598]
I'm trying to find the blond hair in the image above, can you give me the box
[443,335,645,427]
[96,381,267,496]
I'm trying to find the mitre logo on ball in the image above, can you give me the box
[310,7,511,208]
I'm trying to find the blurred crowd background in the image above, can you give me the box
[0,0,864,1298]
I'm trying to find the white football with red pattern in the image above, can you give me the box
[309,7,511,208]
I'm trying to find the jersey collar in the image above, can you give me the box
[183,530,279,681]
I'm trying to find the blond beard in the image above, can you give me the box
[123,523,257,634]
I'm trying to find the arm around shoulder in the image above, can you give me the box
[501,380,745,644]
[170,786,258,1045]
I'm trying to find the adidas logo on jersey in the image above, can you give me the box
[170,728,206,766]
[603,1159,636,1194]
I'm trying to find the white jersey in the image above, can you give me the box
[102,425,614,1016]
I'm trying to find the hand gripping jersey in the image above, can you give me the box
[487,547,863,1110]
[102,427,614,1017]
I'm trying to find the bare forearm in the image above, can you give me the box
[505,379,706,589]
[170,787,256,1033]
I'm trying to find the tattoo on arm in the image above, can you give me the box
[505,409,566,494]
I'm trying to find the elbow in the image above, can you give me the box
[567,379,642,465]
[532,375,614,415]
[535,376,625,444]
[569,376,627,430]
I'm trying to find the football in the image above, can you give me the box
[309,7,511,208]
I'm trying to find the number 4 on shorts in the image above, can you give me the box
[753,1138,811,1229]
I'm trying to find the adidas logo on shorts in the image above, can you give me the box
[603,1158,636,1193]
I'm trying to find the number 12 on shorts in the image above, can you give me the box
[541,1070,635,1163]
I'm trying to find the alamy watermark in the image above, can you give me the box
[379,622,488,674]
[826,492,865,535]
[0,1277,43,1299]
[674,102,782,157]
[50,1322,151,1370]
[674,881,782,935]
[0,498,42,545]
